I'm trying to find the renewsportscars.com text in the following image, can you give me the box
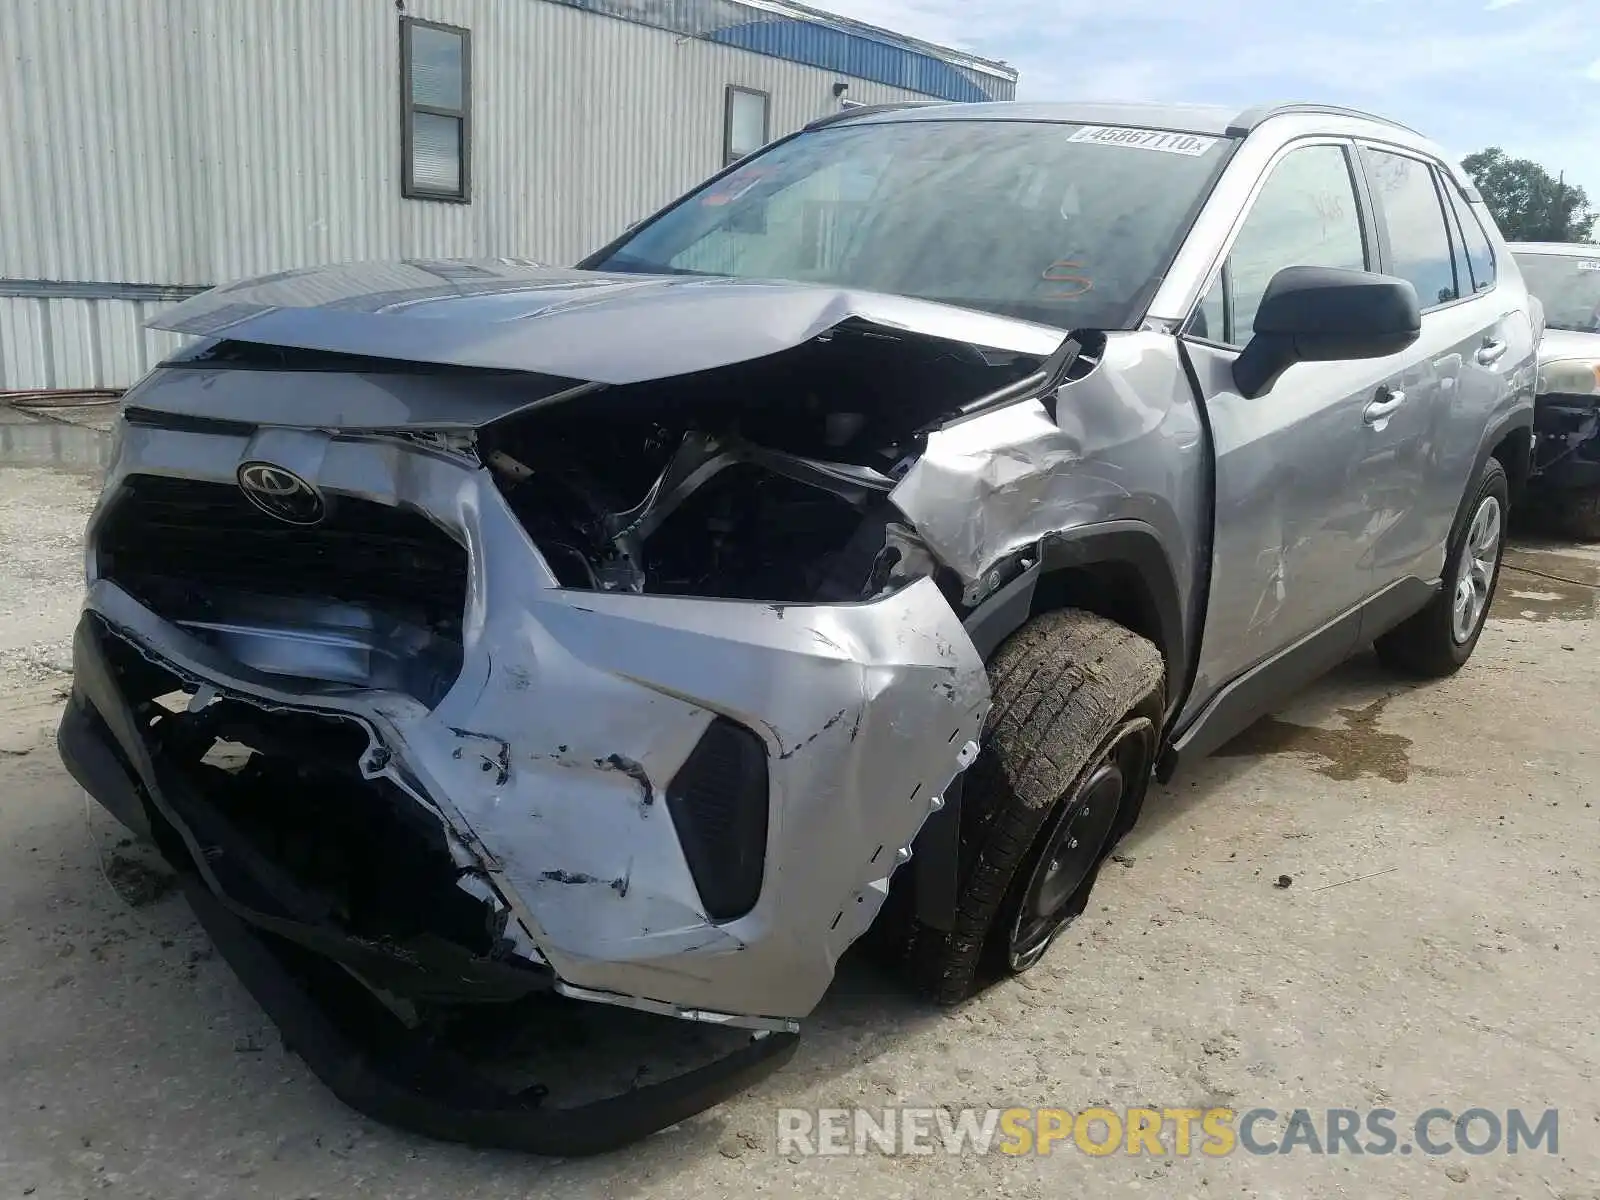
[776,1106,1560,1158]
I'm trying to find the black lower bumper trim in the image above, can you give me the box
[57,612,802,1155]
[182,876,799,1156]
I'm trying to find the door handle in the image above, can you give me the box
[1476,339,1508,366]
[1363,388,1405,425]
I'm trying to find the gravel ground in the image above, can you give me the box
[1,407,1597,1199]
[0,407,114,688]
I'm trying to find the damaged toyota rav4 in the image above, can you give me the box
[59,101,1535,1153]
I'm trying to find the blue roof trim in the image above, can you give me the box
[535,0,1016,102]
[708,19,995,102]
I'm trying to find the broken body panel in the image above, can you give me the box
[60,261,1207,1143]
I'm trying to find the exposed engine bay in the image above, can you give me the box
[478,322,1044,602]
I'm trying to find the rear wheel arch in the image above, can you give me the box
[1491,421,1534,503]
[1469,408,1533,514]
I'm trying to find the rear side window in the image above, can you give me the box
[1193,142,1368,345]
[1443,195,1473,301]
[1364,149,1461,309]
[1442,183,1496,293]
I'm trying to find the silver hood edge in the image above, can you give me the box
[146,259,1067,385]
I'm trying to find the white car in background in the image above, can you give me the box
[1511,242,1600,538]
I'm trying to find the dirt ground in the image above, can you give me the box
[1,404,1597,1199]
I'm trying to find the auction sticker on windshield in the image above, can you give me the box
[1578,260,1600,271]
[1066,126,1218,156]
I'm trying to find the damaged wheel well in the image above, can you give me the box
[958,524,1185,722]
[1030,563,1169,674]
[1026,526,1186,718]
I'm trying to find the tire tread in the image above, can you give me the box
[901,609,1163,1005]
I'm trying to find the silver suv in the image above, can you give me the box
[58,101,1535,1153]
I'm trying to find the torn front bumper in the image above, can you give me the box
[59,665,801,1155]
[65,424,991,1030]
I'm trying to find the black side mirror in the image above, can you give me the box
[1233,265,1421,399]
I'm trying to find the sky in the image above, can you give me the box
[817,0,1600,202]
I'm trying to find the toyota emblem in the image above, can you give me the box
[236,461,326,525]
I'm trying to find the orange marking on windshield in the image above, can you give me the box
[1041,260,1094,299]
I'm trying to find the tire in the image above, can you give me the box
[1374,457,1509,678]
[899,609,1164,1005]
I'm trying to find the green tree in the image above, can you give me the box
[1462,148,1596,243]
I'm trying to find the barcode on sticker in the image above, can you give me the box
[1578,260,1600,272]
[1067,126,1219,156]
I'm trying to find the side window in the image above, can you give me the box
[1194,143,1368,345]
[1441,173,1474,301]
[1364,149,1461,308]
[1442,181,1496,293]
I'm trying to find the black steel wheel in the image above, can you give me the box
[898,609,1165,1005]
[1004,716,1155,971]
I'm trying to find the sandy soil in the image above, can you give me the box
[1,406,1596,1199]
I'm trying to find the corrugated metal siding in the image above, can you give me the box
[0,297,189,390]
[0,0,1009,388]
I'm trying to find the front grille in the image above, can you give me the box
[97,474,469,640]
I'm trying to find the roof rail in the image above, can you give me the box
[1226,103,1422,138]
[804,101,946,131]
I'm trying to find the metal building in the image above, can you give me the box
[0,0,1016,391]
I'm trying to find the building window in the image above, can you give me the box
[401,18,471,202]
[724,86,770,165]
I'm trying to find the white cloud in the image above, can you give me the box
[813,0,1600,199]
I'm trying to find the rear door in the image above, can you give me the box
[1352,145,1525,613]
[1180,139,1393,699]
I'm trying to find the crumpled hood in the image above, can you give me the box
[148,259,1066,384]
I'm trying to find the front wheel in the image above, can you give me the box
[1375,457,1509,678]
[899,609,1164,1005]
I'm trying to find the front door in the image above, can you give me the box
[1179,139,1401,710]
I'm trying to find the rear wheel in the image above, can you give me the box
[1375,457,1508,678]
[900,609,1163,1005]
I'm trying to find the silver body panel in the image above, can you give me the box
[891,331,1204,606]
[1158,113,1535,719]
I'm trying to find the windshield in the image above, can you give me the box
[590,119,1234,330]
[1514,250,1600,333]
